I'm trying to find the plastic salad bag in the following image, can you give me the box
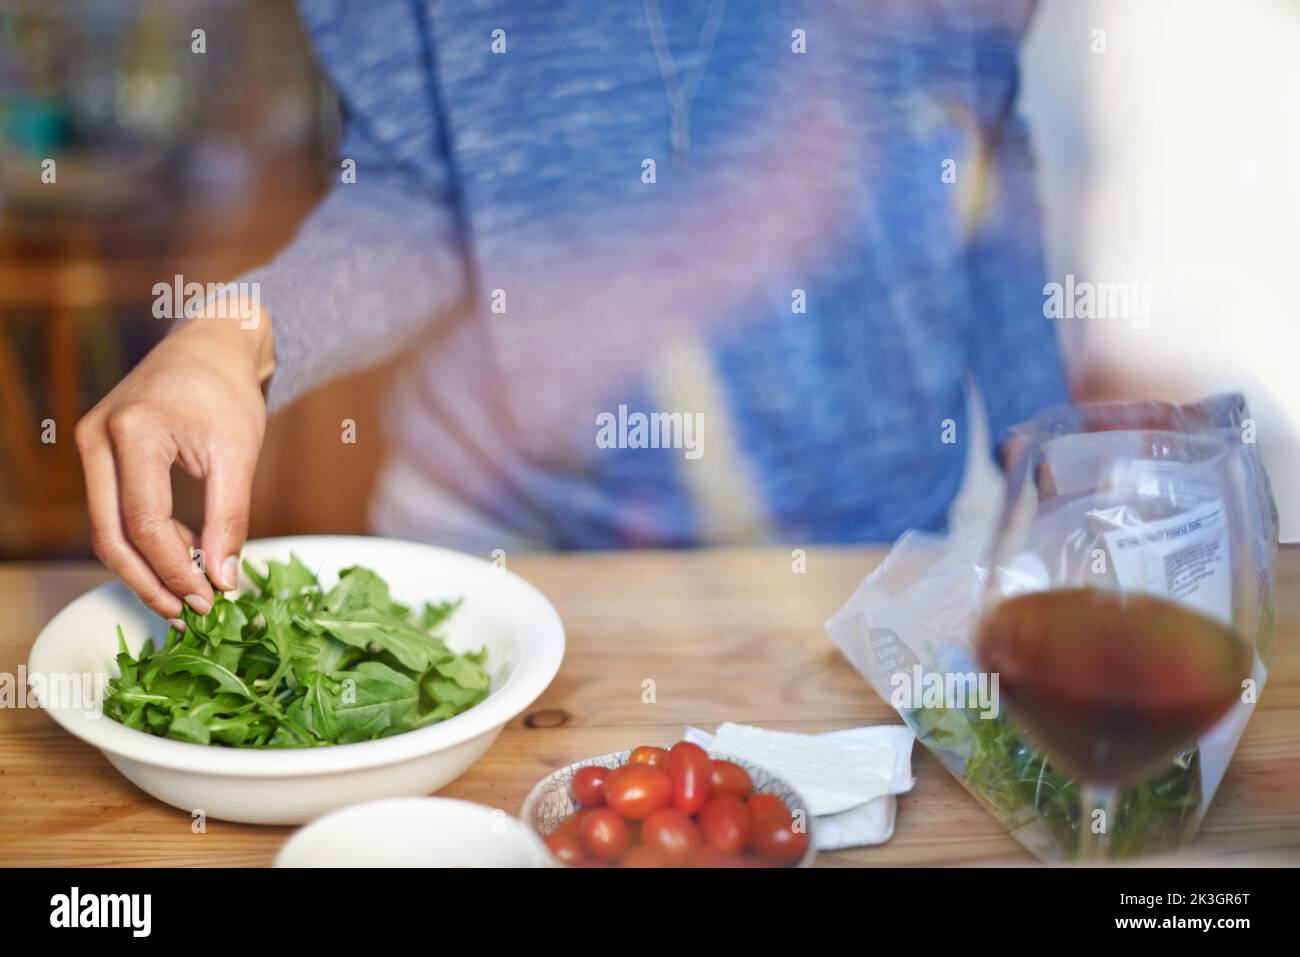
[825,394,1278,860]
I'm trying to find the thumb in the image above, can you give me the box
[200,448,257,592]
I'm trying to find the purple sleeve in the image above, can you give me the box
[245,0,467,412]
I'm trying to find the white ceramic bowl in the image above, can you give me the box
[28,535,565,824]
[276,798,554,867]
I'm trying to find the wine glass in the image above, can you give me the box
[974,411,1266,861]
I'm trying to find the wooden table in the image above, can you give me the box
[2,547,1298,867]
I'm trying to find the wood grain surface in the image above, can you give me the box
[1,546,1297,867]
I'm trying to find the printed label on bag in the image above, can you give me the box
[1102,500,1231,623]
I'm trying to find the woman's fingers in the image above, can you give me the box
[75,310,271,618]
[107,408,215,614]
[75,416,184,619]
[172,518,198,550]
[200,447,257,592]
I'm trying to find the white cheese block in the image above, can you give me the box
[708,722,902,816]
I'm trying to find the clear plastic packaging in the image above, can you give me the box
[826,394,1277,860]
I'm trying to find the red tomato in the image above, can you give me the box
[686,844,738,868]
[749,815,809,866]
[579,807,630,864]
[629,745,670,768]
[668,740,709,761]
[641,808,701,861]
[709,760,754,799]
[620,845,672,868]
[687,845,765,868]
[603,764,673,820]
[745,793,791,825]
[555,808,592,836]
[697,795,750,855]
[666,741,712,814]
[571,765,609,806]
[545,830,585,865]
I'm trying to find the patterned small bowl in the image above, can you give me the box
[520,748,817,867]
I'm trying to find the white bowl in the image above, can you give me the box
[276,797,554,867]
[28,535,565,824]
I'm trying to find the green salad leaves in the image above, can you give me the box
[909,705,1200,859]
[103,556,488,748]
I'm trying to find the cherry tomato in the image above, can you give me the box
[571,765,609,806]
[668,740,709,762]
[579,807,630,864]
[745,793,791,825]
[709,760,754,799]
[698,795,750,855]
[545,830,585,865]
[687,845,765,868]
[603,764,673,820]
[620,845,672,868]
[749,815,809,866]
[686,844,738,868]
[555,808,592,836]
[641,808,701,861]
[629,745,670,768]
[666,741,712,814]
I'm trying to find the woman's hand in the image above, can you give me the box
[74,309,274,625]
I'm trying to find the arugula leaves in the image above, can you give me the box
[103,557,488,748]
[908,705,1201,859]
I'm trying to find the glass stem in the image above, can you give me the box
[1078,784,1119,863]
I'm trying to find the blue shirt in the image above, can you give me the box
[251,0,1068,549]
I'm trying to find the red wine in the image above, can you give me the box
[975,588,1250,785]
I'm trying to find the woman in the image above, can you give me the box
[75,0,1067,626]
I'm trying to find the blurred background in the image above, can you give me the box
[0,0,373,559]
[2,0,1298,560]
